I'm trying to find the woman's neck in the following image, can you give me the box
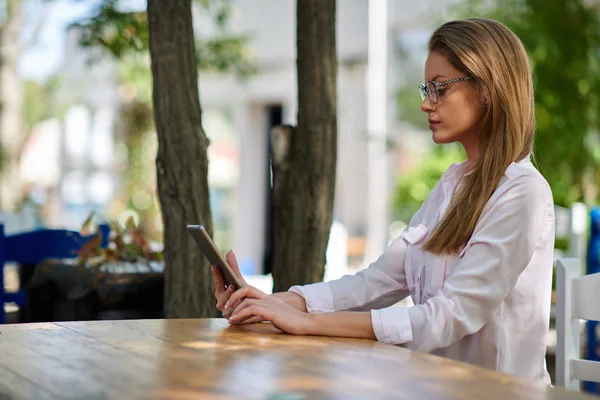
[462,139,480,170]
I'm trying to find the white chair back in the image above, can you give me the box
[555,258,600,390]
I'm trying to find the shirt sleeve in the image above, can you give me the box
[289,181,443,313]
[370,176,554,348]
[289,234,411,312]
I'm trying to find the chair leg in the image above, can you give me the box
[0,276,5,325]
[17,263,35,323]
[584,321,599,394]
[0,263,5,324]
[1,224,6,324]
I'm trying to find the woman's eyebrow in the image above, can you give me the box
[428,74,447,81]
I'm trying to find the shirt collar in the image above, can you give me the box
[440,155,533,193]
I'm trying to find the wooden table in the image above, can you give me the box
[0,319,595,399]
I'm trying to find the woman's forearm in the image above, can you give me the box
[306,312,376,340]
[270,292,376,340]
[270,291,307,312]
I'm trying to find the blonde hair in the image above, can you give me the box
[422,18,535,255]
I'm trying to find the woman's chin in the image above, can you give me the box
[432,131,452,144]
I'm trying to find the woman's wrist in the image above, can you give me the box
[306,312,376,340]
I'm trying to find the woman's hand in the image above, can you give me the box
[227,286,314,335]
[212,251,263,323]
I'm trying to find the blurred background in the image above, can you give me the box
[3,0,600,272]
[1,0,600,390]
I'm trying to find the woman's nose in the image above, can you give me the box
[421,97,434,113]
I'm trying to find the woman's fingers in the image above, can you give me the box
[225,285,266,309]
[226,251,247,284]
[230,304,270,325]
[213,265,228,311]
[228,297,259,316]
[230,312,263,325]
[212,266,226,295]
[238,315,263,325]
[222,298,241,319]
[216,284,236,312]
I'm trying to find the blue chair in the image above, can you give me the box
[584,208,600,393]
[0,223,110,324]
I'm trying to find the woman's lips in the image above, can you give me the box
[428,120,440,130]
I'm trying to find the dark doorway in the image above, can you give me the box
[263,104,283,275]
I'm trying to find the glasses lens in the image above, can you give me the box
[427,81,438,104]
[418,84,427,101]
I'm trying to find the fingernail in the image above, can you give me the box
[230,313,237,320]
[228,285,234,291]
[224,301,229,309]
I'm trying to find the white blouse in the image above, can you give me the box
[290,158,555,382]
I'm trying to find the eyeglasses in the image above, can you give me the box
[418,76,472,104]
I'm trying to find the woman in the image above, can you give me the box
[212,18,555,382]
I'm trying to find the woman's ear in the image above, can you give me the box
[479,85,491,105]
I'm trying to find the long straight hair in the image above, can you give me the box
[422,18,535,255]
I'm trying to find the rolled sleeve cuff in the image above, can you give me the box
[288,282,334,313]
[370,307,413,345]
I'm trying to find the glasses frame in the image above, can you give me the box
[419,76,472,104]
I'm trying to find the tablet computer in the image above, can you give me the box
[187,225,245,289]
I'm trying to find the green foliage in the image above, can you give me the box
[456,0,600,207]
[73,0,149,57]
[196,35,256,77]
[70,0,255,78]
[393,144,465,223]
[67,0,255,240]
[393,35,430,132]
[22,76,64,131]
[0,143,5,172]
[117,51,153,104]
[22,80,50,131]
[554,237,569,252]
[396,85,429,131]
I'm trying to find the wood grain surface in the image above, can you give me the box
[0,319,595,399]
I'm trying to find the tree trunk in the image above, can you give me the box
[147,0,216,317]
[0,0,24,211]
[271,0,337,293]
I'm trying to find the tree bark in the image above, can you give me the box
[147,0,216,317]
[271,0,337,293]
[0,0,24,211]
